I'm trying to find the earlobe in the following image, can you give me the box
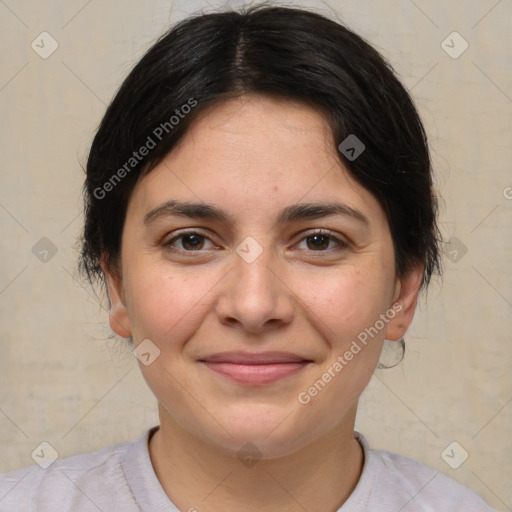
[100,255,132,339]
[385,264,424,342]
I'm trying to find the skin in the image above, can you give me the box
[103,94,423,511]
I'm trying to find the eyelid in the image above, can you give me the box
[163,229,221,251]
[291,228,350,250]
[162,228,350,254]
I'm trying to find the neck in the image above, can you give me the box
[148,404,364,512]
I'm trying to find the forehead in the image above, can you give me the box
[169,94,337,173]
[127,95,382,225]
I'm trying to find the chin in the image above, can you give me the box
[198,404,317,459]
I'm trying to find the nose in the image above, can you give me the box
[214,246,295,335]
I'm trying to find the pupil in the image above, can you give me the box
[308,235,328,250]
[183,234,203,250]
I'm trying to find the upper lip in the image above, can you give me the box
[199,351,311,365]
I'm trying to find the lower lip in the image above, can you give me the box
[201,361,309,385]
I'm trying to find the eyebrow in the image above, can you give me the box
[143,200,369,227]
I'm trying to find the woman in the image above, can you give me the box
[0,5,497,511]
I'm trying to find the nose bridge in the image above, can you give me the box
[232,243,279,305]
[216,240,294,331]
[237,249,275,293]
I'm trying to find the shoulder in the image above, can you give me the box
[0,435,140,512]
[342,433,497,511]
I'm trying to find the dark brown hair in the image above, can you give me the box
[79,5,441,291]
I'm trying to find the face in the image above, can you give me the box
[105,95,422,458]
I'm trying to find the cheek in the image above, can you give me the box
[292,263,394,347]
[124,263,214,345]
[294,263,394,409]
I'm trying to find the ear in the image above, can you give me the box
[385,263,424,341]
[100,254,132,339]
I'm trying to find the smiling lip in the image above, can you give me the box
[199,351,312,385]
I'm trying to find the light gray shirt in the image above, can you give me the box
[0,427,496,511]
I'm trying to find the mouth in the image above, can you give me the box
[198,351,313,385]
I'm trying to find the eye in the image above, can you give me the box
[163,231,217,252]
[295,230,348,252]
[162,229,348,255]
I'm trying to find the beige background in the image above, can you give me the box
[0,0,511,509]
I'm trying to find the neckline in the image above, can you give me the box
[123,427,372,511]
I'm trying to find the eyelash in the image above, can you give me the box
[162,229,349,255]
